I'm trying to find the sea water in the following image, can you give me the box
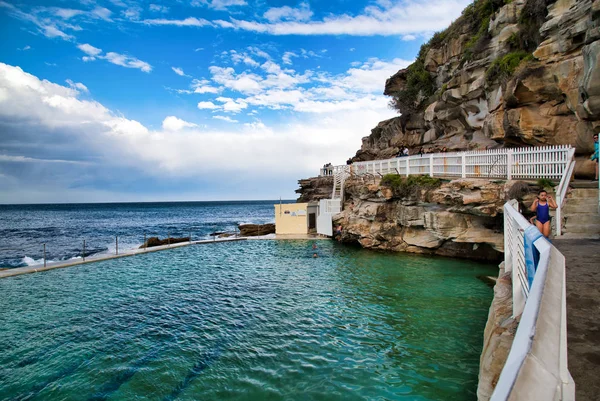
[0,239,497,400]
[0,201,287,268]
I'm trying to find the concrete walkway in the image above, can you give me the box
[554,238,600,401]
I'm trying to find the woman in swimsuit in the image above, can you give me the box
[530,190,558,238]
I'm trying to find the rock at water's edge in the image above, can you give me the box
[238,223,275,236]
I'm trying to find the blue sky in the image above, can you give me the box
[0,0,470,203]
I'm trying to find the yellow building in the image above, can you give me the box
[274,203,318,235]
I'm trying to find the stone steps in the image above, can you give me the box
[560,187,600,238]
[564,214,600,227]
[566,188,599,199]
[563,199,598,213]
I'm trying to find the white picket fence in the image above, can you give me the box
[320,145,576,235]
[492,201,574,401]
[320,146,575,180]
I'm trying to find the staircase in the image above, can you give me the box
[331,167,349,200]
[560,182,600,239]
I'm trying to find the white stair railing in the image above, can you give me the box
[554,148,576,236]
[331,166,350,200]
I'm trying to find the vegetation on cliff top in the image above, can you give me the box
[388,0,507,114]
[387,0,553,114]
[381,174,442,198]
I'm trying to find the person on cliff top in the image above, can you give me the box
[592,133,598,180]
[530,190,557,238]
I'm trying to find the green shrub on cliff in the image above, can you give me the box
[388,0,509,114]
[485,51,533,83]
[381,174,442,199]
[388,60,435,113]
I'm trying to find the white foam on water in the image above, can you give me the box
[22,256,53,266]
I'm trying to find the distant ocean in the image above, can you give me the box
[0,201,294,269]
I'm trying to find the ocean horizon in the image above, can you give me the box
[0,200,296,269]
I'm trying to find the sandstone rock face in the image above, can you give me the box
[296,176,333,202]
[355,0,600,179]
[329,177,532,262]
[477,264,518,401]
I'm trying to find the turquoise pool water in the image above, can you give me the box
[0,240,497,400]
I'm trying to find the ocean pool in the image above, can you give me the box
[0,240,497,400]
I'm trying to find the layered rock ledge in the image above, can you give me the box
[330,177,537,262]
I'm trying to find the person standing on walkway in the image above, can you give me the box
[530,190,558,238]
[592,133,598,180]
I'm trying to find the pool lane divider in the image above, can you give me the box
[0,237,248,279]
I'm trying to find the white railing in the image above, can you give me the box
[331,166,350,200]
[320,165,350,177]
[321,145,576,234]
[492,201,574,401]
[322,146,574,180]
[503,200,529,316]
[555,156,576,236]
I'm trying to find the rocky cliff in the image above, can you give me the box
[354,0,600,178]
[330,176,539,262]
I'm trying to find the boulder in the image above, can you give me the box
[238,223,275,236]
[139,236,190,248]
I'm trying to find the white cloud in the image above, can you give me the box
[42,25,74,40]
[214,0,471,36]
[149,4,169,13]
[17,45,32,51]
[264,3,313,22]
[247,46,270,60]
[53,8,84,19]
[142,17,211,26]
[339,57,412,92]
[122,7,142,20]
[402,34,417,41]
[66,79,89,93]
[229,51,260,68]
[162,116,197,131]
[172,67,186,76]
[0,2,75,40]
[282,51,297,65]
[78,43,102,57]
[192,0,247,11]
[104,52,152,72]
[192,79,220,94]
[198,54,409,114]
[109,0,127,7]
[209,66,263,94]
[0,62,399,202]
[77,45,151,73]
[216,97,247,113]
[212,115,239,123]
[197,101,219,109]
[195,47,204,52]
[0,154,90,164]
[91,6,112,21]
